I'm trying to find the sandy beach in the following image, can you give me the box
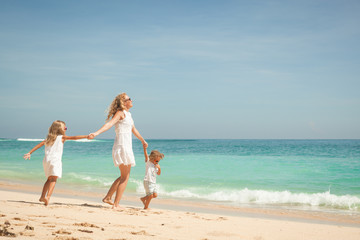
[0,182,359,240]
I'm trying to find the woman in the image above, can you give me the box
[89,93,147,210]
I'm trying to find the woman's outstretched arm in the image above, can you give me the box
[89,111,124,139]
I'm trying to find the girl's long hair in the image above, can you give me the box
[45,120,65,146]
[106,93,127,121]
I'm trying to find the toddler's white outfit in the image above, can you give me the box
[143,160,158,195]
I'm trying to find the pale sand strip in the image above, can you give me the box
[1,181,360,226]
[0,187,360,240]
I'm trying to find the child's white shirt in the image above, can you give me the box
[144,160,158,183]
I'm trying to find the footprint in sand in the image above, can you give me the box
[53,237,78,240]
[131,230,154,236]
[78,229,93,233]
[29,215,46,218]
[25,225,34,230]
[41,222,56,228]
[0,227,16,237]
[126,209,139,216]
[73,222,99,228]
[193,215,212,221]
[20,231,35,237]
[151,211,163,215]
[14,223,26,227]
[53,229,72,235]
[20,226,35,237]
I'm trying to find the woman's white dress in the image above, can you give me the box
[43,135,64,178]
[112,110,136,167]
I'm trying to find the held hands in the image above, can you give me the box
[88,133,96,140]
[142,140,148,148]
[23,153,31,160]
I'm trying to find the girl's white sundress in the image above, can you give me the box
[43,135,64,178]
[112,110,136,167]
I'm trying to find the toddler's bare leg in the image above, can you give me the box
[144,194,154,209]
[140,196,148,208]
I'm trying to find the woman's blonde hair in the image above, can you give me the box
[45,120,66,146]
[149,150,165,161]
[106,93,127,121]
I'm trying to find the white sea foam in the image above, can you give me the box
[57,173,360,211]
[66,173,113,187]
[73,139,96,142]
[158,187,360,211]
[133,179,144,193]
[16,138,99,142]
[17,138,44,141]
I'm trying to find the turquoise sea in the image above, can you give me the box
[1,138,360,213]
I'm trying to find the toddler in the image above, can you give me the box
[140,147,164,209]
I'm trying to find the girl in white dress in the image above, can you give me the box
[89,93,148,210]
[23,120,89,206]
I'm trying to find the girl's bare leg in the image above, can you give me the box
[39,176,57,206]
[113,164,131,210]
[102,177,121,205]
[45,176,58,206]
[39,179,50,204]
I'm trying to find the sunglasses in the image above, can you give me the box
[124,98,132,102]
[64,127,68,130]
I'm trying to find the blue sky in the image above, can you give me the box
[1,0,359,139]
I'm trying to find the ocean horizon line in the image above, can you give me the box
[1,137,360,141]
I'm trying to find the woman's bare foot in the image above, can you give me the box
[39,197,49,206]
[102,197,114,205]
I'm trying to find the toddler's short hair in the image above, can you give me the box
[149,150,164,161]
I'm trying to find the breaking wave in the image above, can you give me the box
[135,183,360,211]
